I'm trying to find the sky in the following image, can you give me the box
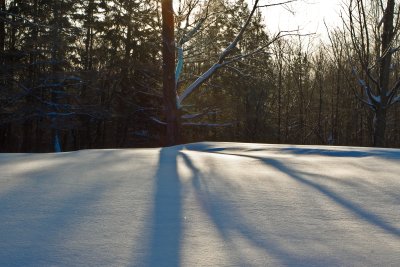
[247,0,343,39]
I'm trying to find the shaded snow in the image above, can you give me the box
[0,142,399,266]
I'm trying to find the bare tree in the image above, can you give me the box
[344,0,400,146]
[160,0,298,145]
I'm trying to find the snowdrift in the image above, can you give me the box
[0,142,399,266]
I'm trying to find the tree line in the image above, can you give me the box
[0,0,399,152]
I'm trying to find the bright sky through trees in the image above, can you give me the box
[248,0,342,40]
[172,0,343,40]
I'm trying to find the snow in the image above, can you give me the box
[0,142,399,266]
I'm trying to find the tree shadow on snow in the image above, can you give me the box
[179,151,316,266]
[279,147,400,159]
[146,149,290,266]
[185,142,400,159]
[143,145,399,266]
[144,147,182,267]
[210,151,400,238]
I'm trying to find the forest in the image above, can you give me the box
[1,0,399,152]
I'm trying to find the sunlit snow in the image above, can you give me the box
[0,142,399,266]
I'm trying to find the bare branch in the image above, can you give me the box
[178,62,222,105]
[351,67,378,110]
[388,78,400,105]
[223,31,312,65]
[217,0,260,64]
[150,117,167,125]
[257,0,296,8]
[177,0,308,106]
[181,110,219,120]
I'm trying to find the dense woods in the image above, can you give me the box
[1,0,399,152]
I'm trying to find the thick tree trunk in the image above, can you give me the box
[161,0,179,146]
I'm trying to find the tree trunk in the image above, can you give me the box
[373,107,387,147]
[84,0,94,72]
[51,0,63,152]
[277,56,282,143]
[161,0,179,146]
[82,0,95,149]
[21,0,40,152]
[373,0,395,147]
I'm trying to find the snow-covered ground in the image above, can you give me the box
[0,142,399,266]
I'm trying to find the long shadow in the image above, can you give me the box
[0,151,120,266]
[179,151,311,266]
[184,142,400,160]
[210,151,400,238]
[145,147,182,267]
[279,147,400,159]
[299,170,400,202]
[279,147,372,157]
